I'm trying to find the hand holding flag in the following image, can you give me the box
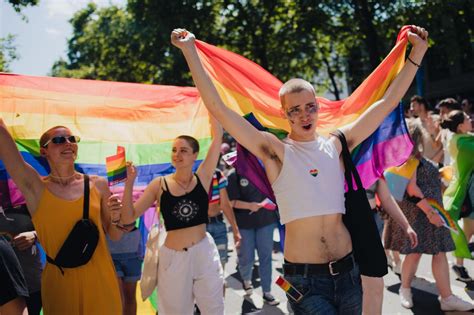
[106,146,127,186]
[258,197,277,211]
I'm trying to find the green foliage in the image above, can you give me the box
[51,0,473,99]
[6,0,38,12]
[0,35,18,72]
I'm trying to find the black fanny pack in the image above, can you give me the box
[46,175,99,274]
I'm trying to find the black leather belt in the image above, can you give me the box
[208,213,224,224]
[283,252,355,276]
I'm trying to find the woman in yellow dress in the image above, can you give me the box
[0,119,123,314]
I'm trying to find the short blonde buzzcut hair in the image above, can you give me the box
[279,78,316,108]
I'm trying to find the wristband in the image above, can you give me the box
[407,56,421,68]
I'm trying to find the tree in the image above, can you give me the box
[6,0,38,12]
[0,35,18,72]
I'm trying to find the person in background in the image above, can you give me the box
[0,234,29,315]
[410,95,443,164]
[207,167,241,293]
[384,120,473,312]
[440,110,474,282]
[226,167,280,306]
[362,178,418,315]
[461,99,474,128]
[107,225,143,315]
[437,98,462,166]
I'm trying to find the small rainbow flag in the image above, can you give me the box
[106,146,127,186]
[259,197,276,211]
[275,276,303,302]
[426,198,459,235]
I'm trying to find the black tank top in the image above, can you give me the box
[160,174,209,231]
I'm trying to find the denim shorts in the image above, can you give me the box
[284,263,362,314]
[111,253,143,283]
[206,220,228,264]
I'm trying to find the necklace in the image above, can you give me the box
[47,172,79,186]
[173,174,194,193]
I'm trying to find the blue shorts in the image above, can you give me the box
[111,253,143,283]
[206,220,228,264]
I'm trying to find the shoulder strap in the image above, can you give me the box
[0,178,12,209]
[162,176,170,192]
[330,130,364,192]
[83,174,90,220]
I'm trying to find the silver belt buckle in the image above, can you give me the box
[329,260,339,276]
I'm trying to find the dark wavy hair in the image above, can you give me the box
[440,110,465,133]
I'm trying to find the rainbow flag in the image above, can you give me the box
[259,197,277,211]
[426,198,459,234]
[106,146,127,186]
[0,73,210,311]
[195,25,415,191]
[384,157,420,201]
[275,275,303,302]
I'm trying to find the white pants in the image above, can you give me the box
[157,233,224,315]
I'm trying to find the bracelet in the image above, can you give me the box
[407,56,421,68]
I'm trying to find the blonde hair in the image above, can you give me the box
[279,78,316,108]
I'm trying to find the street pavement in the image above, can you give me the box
[222,229,474,315]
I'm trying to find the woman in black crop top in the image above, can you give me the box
[121,116,226,314]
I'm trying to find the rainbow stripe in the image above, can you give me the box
[196,25,414,190]
[426,198,459,234]
[275,276,303,302]
[106,146,127,185]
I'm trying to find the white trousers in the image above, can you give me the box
[157,233,224,315]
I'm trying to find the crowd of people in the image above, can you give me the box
[0,25,473,315]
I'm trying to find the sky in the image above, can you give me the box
[0,0,125,76]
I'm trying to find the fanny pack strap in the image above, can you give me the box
[46,173,90,274]
[83,175,90,219]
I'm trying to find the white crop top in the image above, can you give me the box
[272,136,345,224]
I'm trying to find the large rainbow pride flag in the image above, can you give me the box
[195,25,415,193]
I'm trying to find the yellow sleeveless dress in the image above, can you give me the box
[32,185,121,315]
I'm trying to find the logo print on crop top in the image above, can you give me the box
[309,168,319,177]
[172,199,199,222]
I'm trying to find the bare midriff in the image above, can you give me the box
[207,202,222,217]
[284,213,352,263]
[164,224,207,251]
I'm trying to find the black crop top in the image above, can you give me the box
[160,174,209,231]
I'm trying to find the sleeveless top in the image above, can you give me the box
[32,184,121,314]
[160,174,209,231]
[272,136,345,224]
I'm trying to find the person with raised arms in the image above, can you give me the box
[0,121,124,314]
[121,116,226,315]
[171,26,428,313]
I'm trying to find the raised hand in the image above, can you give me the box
[107,194,122,225]
[171,28,196,50]
[407,25,428,49]
[125,161,138,185]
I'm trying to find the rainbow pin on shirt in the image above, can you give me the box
[309,169,319,178]
[106,146,127,186]
[275,276,303,302]
[426,198,459,235]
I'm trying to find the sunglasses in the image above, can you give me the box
[43,135,81,147]
[286,103,319,119]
